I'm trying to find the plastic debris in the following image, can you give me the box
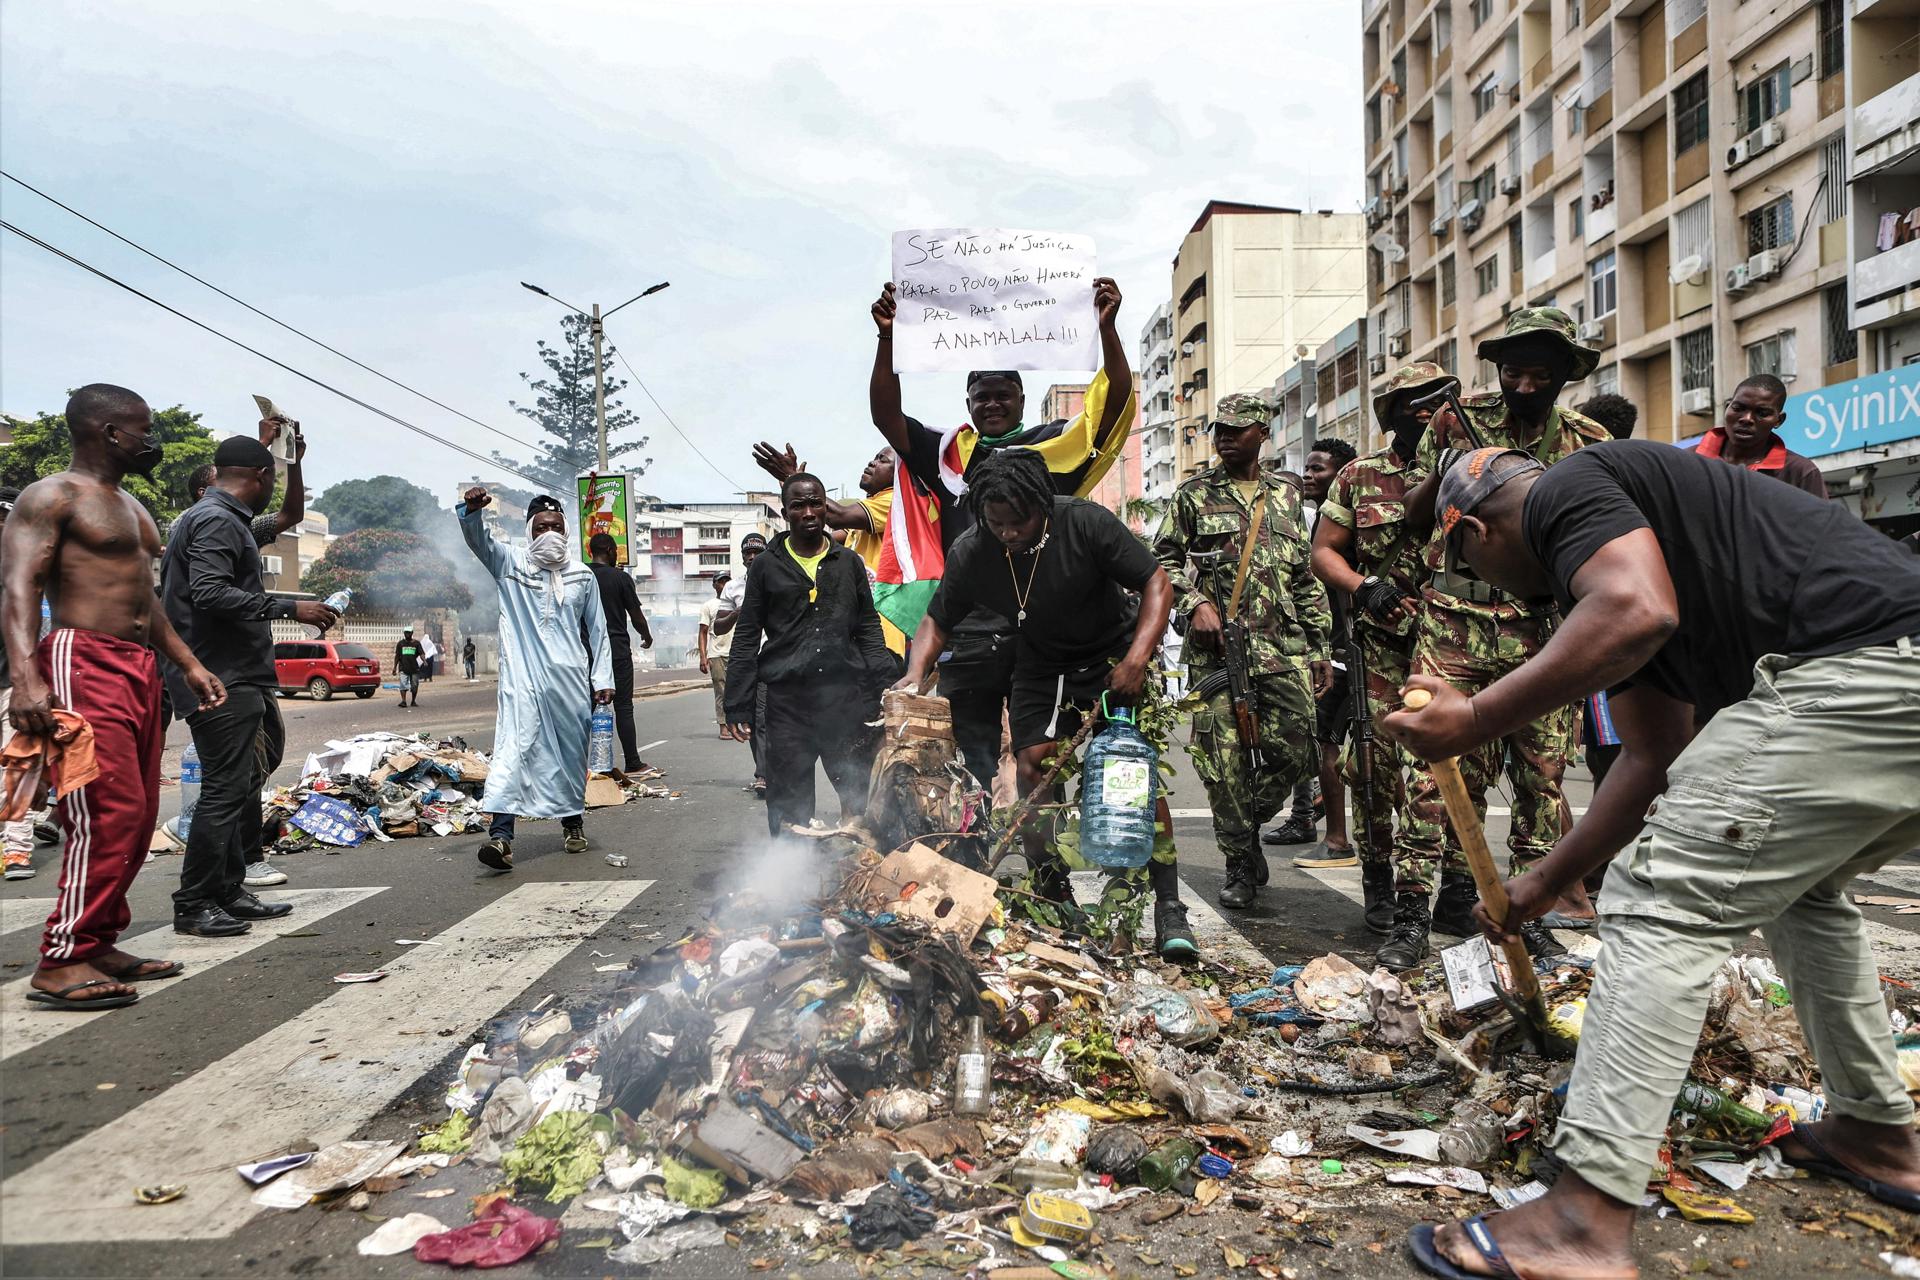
[413,1202,560,1267]
[357,1213,450,1256]
[848,1185,935,1252]
[608,1218,726,1265]
[659,1155,725,1209]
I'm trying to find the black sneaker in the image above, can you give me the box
[1154,899,1198,959]
[478,838,513,872]
[563,822,588,854]
[1262,816,1316,846]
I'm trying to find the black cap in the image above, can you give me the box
[213,435,275,468]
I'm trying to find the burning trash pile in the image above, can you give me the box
[225,697,1914,1274]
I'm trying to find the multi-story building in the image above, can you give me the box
[452,478,532,548]
[1270,349,1319,473]
[1166,203,1368,483]
[1137,302,1179,501]
[1269,317,1377,471]
[1360,0,1867,464]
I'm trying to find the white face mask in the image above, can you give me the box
[528,530,569,569]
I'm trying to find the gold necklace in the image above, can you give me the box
[1004,519,1050,626]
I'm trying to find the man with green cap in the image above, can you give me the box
[1381,308,1611,968]
[1153,393,1332,911]
[1308,362,1451,936]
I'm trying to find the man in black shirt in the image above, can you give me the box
[899,449,1195,958]
[587,532,653,772]
[1386,441,1920,1280]
[868,276,1135,795]
[162,436,338,938]
[394,628,423,708]
[725,474,889,838]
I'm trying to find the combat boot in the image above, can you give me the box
[1375,893,1431,970]
[1430,873,1480,936]
[1361,860,1396,934]
[1218,855,1259,910]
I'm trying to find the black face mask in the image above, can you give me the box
[1504,385,1560,425]
[1390,416,1424,462]
[112,427,165,478]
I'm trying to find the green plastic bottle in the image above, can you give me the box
[1137,1137,1202,1191]
[1674,1081,1770,1130]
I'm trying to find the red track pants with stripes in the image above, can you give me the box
[37,629,164,970]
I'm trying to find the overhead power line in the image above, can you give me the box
[1,219,565,493]
[610,348,746,494]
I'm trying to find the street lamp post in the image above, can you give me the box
[520,280,670,472]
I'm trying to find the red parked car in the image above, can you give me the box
[274,640,381,700]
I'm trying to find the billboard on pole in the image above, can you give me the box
[576,472,632,566]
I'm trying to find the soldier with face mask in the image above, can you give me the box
[457,488,614,873]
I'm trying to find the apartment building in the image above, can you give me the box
[1138,302,1179,501]
[1166,203,1367,482]
[1360,0,1860,461]
[1268,317,1376,470]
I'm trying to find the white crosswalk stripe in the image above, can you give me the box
[1,887,387,1063]
[0,879,650,1245]
[2,896,56,937]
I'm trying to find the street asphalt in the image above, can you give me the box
[3,675,1918,1278]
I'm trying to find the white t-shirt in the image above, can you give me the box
[698,596,725,631]
[719,576,746,610]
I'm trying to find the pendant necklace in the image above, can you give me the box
[1004,520,1051,627]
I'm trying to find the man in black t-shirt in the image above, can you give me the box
[587,532,654,772]
[897,449,1196,959]
[868,277,1135,797]
[393,629,423,708]
[1385,441,1920,1280]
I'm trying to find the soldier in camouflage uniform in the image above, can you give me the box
[1310,362,1454,936]
[1153,393,1333,910]
[1378,308,1610,968]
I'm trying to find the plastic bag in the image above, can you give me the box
[413,1202,559,1267]
[1112,983,1222,1047]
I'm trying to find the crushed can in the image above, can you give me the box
[1018,1191,1092,1247]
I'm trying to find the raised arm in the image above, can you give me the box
[868,284,910,455]
[1088,277,1133,451]
[456,487,511,580]
[263,417,307,536]
[751,442,872,530]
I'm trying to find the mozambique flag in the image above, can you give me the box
[870,369,1134,638]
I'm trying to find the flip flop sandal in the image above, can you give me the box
[1538,911,1597,930]
[1410,1215,1638,1280]
[26,979,140,1011]
[99,958,185,983]
[1781,1121,1920,1213]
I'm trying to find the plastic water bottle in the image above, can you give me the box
[589,705,615,772]
[177,743,202,843]
[1079,699,1157,869]
[323,588,352,614]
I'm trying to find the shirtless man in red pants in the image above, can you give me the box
[2,383,225,1009]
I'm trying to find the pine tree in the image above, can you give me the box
[508,313,650,478]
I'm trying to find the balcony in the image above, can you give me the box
[1855,73,1920,178]
[1858,238,1920,309]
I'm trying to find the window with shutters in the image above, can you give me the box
[1673,73,1709,154]
[1746,196,1795,254]
[1475,72,1501,119]
[1439,254,1458,307]
[1819,134,1848,225]
[1745,332,1796,379]
[1741,65,1790,133]
[1679,329,1714,393]
[1673,197,1713,270]
[698,552,730,567]
[1818,0,1844,81]
[1475,256,1501,296]
[1589,250,1617,318]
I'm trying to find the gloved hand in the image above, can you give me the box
[1356,575,1413,622]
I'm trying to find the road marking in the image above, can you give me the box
[0,879,650,1244]
[1168,805,1590,820]
[2,897,55,937]
[1068,872,1273,973]
[1,887,387,1064]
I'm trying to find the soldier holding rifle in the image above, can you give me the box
[1152,394,1332,911]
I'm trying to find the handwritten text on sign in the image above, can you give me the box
[890,229,1099,373]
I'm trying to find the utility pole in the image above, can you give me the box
[519,280,671,476]
[590,302,608,471]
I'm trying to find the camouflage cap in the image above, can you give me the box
[1211,393,1273,430]
[1371,361,1458,427]
[1476,307,1601,382]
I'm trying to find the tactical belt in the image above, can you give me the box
[1428,570,1510,606]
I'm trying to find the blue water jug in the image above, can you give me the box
[589,705,616,773]
[178,742,202,843]
[1079,697,1158,869]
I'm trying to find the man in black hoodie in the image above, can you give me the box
[725,474,890,837]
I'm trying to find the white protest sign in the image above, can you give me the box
[890,229,1100,374]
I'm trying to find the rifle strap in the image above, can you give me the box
[1226,495,1267,624]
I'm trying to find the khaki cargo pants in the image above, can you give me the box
[1555,638,1920,1204]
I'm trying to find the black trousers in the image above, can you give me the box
[937,632,1016,792]
[611,652,640,766]
[762,679,875,838]
[175,683,283,911]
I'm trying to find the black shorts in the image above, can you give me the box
[1008,655,1119,753]
[1314,668,1351,746]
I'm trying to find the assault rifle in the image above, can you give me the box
[1190,619,1263,774]
[1344,615,1380,867]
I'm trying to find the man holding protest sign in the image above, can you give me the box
[867,261,1135,800]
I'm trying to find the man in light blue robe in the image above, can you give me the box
[457,487,613,872]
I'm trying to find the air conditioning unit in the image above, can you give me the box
[1747,249,1784,281]
[1754,119,1785,153]
[1369,353,1389,375]
[1576,320,1605,342]
[1458,198,1485,232]
[1431,213,1453,236]
[1726,138,1752,170]
[1679,387,1715,416]
[1499,174,1523,196]
[1387,334,1410,356]
[1725,263,1752,294]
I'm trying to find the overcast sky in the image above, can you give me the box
[1,0,1362,506]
